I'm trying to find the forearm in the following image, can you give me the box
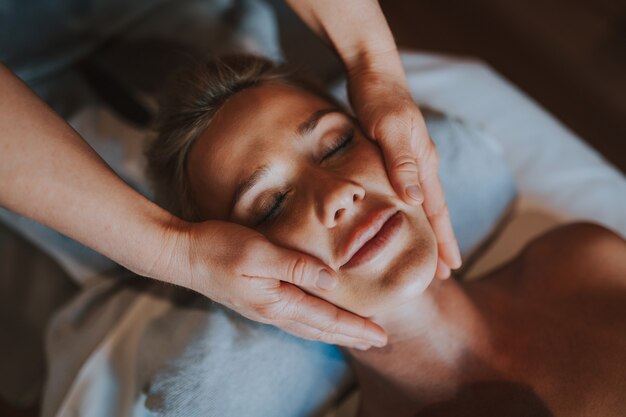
[0,64,183,280]
[285,0,406,81]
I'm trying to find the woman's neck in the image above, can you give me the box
[347,278,500,416]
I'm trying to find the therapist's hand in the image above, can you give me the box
[283,0,461,278]
[0,61,385,348]
[347,63,462,278]
[160,220,387,350]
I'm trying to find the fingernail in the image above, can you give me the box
[439,264,451,280]
[453,249,462,269]
[406,185,423,203]
[365,331,387,347]
[354,342,371,351]
[317,270,337,290]
[371,335,387,347]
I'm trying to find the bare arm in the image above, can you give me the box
[0,63,175,277]
[0,64,385,348]
[284,0,405,79]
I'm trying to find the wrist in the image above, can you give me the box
[140,211,193,285]
[287,0,404,84]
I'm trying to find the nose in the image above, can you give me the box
[318,176,365,228]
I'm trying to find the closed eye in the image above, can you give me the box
[321,129,355,161]
[256,128,355,226]
[256,191,288,226]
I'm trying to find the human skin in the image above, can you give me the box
[288,0,462,278]
[0,0,460,349]
[187,82,439,317]
[187,82,626,416]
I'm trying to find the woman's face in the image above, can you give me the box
[187,83,437,317]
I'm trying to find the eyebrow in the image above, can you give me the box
[230,107,342,216]
[297,108,341,137]
[230,164,271,216]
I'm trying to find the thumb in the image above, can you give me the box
[381,142,423,206]
[373,112,424,206]
[257,244,338,291]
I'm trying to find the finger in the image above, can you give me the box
[435,258,451,280]
[375,119,423,206]
[383,150,423,206]
[418,151,462,270]
[276,283,387,346]
[248,240,338,291]
[280,321,377,350]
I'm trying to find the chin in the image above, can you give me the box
[347,228,438,317]
[390,210,438,289]
[386,240,438,303]
[329,208,438,317]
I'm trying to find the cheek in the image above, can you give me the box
[347,139,392,191]
[381,210,438,296]
[261,217,354,312]
[380,232,437,299]
[261,214,329,264]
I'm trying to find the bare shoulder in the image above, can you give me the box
[517,222,626,291]
[524,222,625,256]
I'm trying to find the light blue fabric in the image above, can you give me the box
[43,272,351,417]
[425,110,516,256]
[143,292,350,417]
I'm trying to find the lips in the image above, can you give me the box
[339,208,401,269]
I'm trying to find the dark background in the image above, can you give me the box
[380,0,626,173]
[277,0,626,172]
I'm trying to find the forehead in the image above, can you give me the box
[186,82,334,219]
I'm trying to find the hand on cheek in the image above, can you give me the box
[171,220,388,349]
[348,71,461,277]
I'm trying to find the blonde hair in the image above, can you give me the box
[145,54,342,221]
